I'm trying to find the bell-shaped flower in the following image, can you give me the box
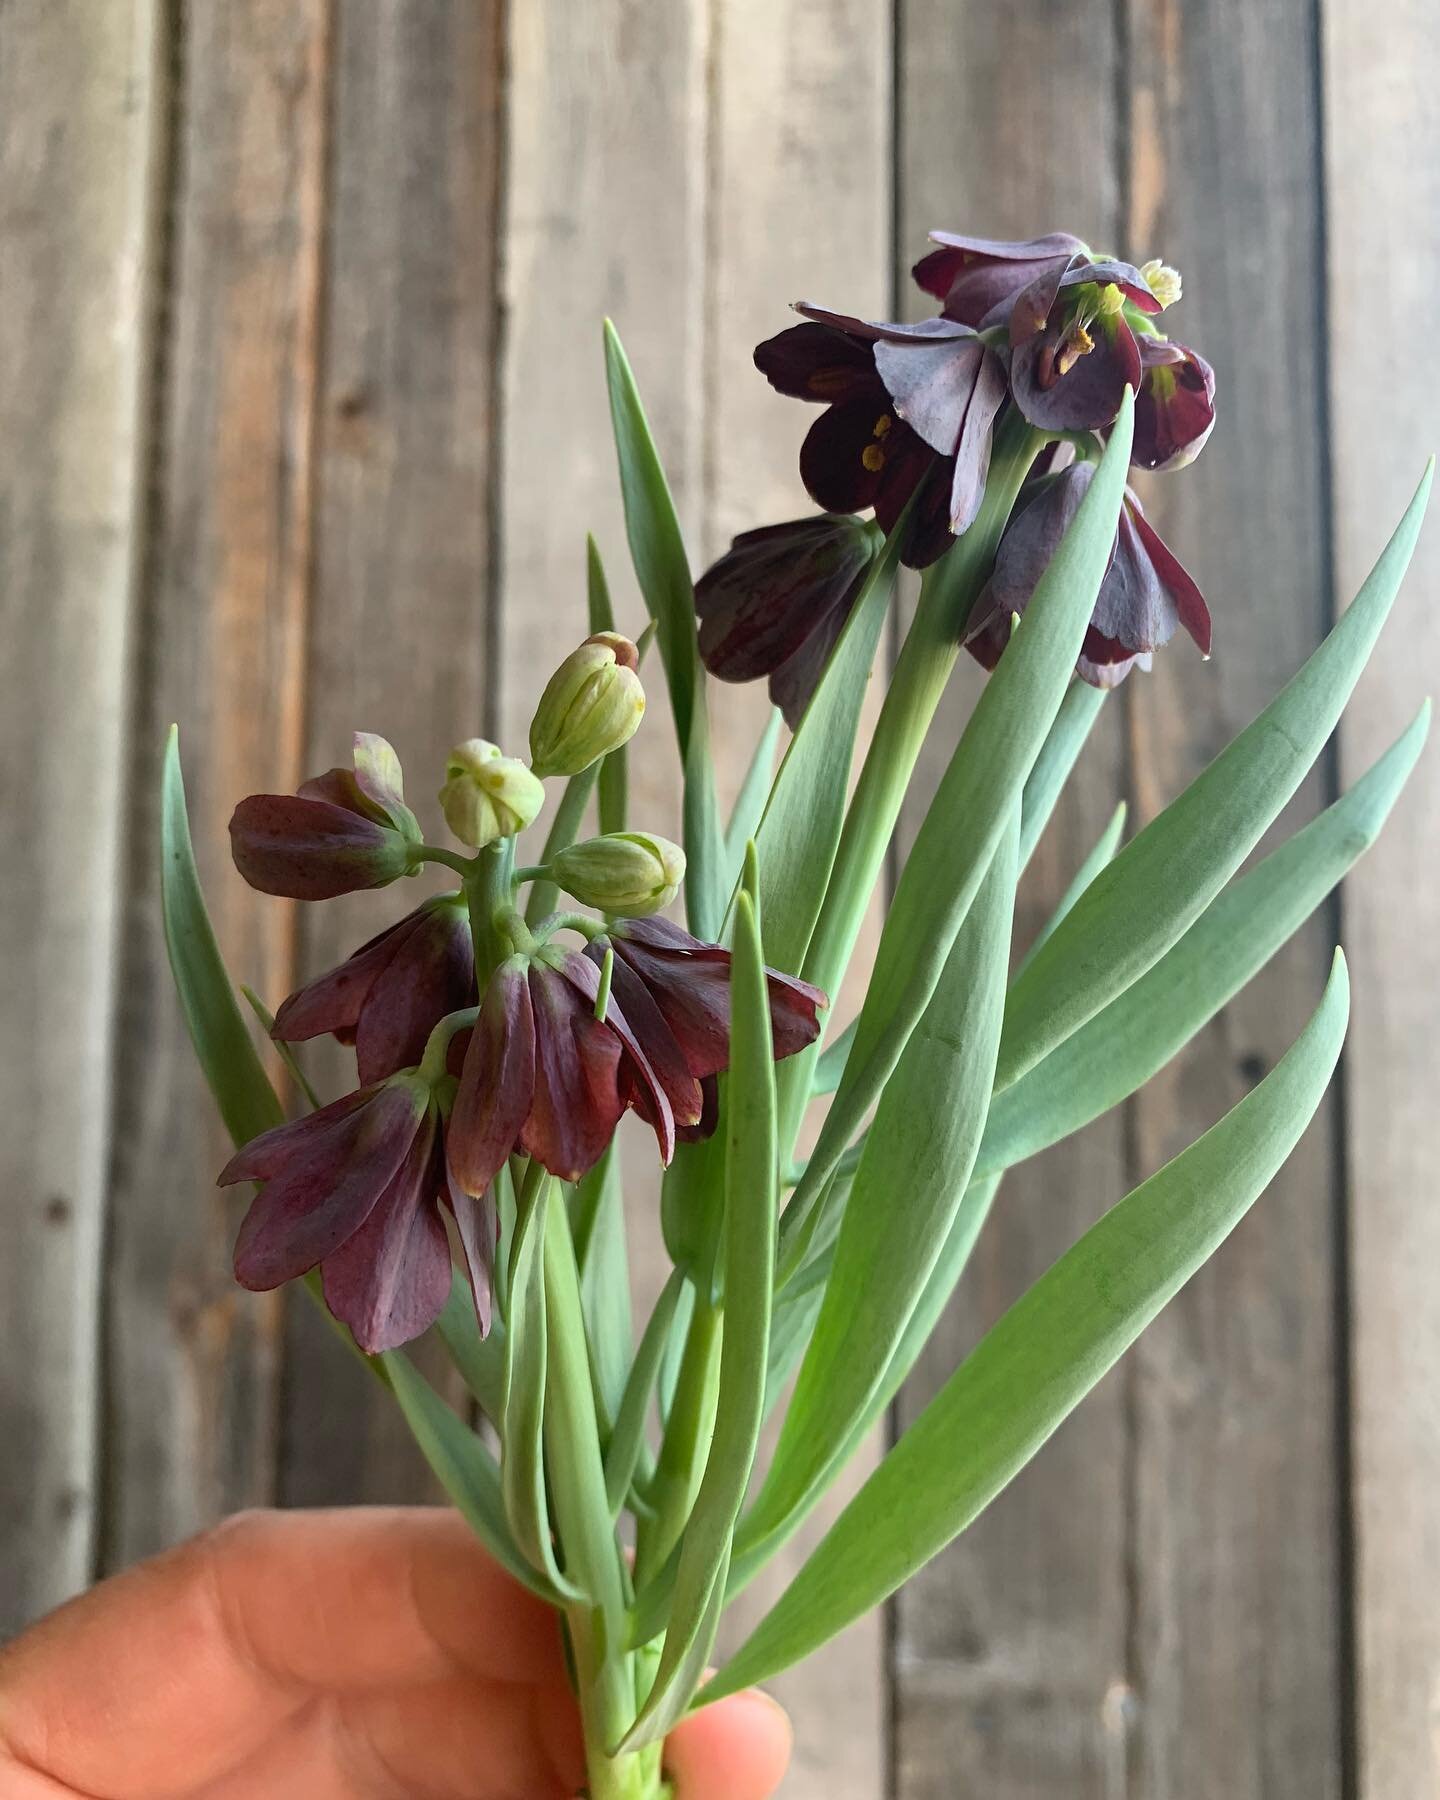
[230,732,421,901]
[753,307,1007,568]
[911,230,1087,325]
[219,1075,455,1354]
[965,461,1211,687]
[1130,337,1216,471]
[271,892,475,1084]
[447,950,676,1194]
[695,513,881,727]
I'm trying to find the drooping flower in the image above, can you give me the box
[230,732,421,901]
[965,460,1210,687]
[1130,337,1216,471]
[447,950,677,1193]
[753,309,1007,568]
[550,832,687,918]
[438,740,544,847]
[529,633,646,778]
[220,1076,457,1354]
[911,231,1087,326]
[694,513,882,727]
[271,892,475,1084]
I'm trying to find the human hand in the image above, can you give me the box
[0,1508,790,1799]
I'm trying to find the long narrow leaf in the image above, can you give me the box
[603,320,725,936]
[724,709,783,888]
[743,811,1017,1564]
[779,397,1134,1262]
[571,1142,632,1432]
[605,1266,686,1516]
[706,951,1350,1700]
[1014,800,1126,979]
[981,700,1428,1174]
[751,526,903,974]
[588,534,630,836]
[1017,680,1107,872]
[997,462,1432,1090]
[622,878,778,1749]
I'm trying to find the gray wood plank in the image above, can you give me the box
[0,0,163,1632]
[280,0,504,1506]
[1122,5,1341,1794]
[102,0,329,1573]
[1322,4,1440,1794]
[892,6,1131,1795]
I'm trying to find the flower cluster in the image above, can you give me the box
[697,229,1215,716]
[220,662,825,1356]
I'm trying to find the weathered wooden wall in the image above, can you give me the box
[2,2,1437,1795]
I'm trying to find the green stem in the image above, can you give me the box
[464,838,516,984]
[541,1193,660,1798]
[635,1290,722,1588]
[776,413,1046,1160]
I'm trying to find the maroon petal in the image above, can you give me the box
[219,1085,376,1184]
[589,947,703,1127]
[1011,313,1141,433]
[1091,505,1179,654]
[946,350,1009,535]
[753,322,881,404]
[354,898,475,1084]
[231,1081,428,1289]
[610,939,733,1079]
[794,304,977,346]
[229,794,411,900]
[554,952,677,1164]
[767,593,854,729]
[1061,257,1163,315]
[321,1119,452,1353]
[871,331,986,456]
[1128,503,1212,654]
[613,916,721,957]
[763,967,828,1059]
[1005,256,1076,343]
[449,956,535,1197]
[445,1168,498,1338]
[1077,630,1152,687]
[677,1075,721,1144]
[912,232,1084,324]
[1132,339,1217,472]
[799,399,893,514]
[522,960,626,1182]
[271,911,421,1046]
[295,766,375,817]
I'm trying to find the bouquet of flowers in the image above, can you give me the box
[162,230,1430,1798]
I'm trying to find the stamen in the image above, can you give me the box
[861,443,886,472]
[1141,258,1183,309]
[873,414,893,438]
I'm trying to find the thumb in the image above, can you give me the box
[664,1689,792,1798]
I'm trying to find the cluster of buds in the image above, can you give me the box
[697,228,1215,719]
[221,637,825,1356]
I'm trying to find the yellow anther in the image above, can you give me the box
[1096,282,1126,317]
[1141,258,1183,309]
[861,443,886,472]
[1055,323,1095,378]
[873,414,893,438]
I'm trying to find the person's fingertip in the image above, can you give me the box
[665,1688,792,1798]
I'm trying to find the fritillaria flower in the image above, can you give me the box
[447,950,677,1193]
[965,460,1211,687]
[220,1075,467,1354]
[753,309,1007,568]
[230,732,421,901]
[271,892,475,1084]
[695,513,882,727]
[1131,336,1216,471]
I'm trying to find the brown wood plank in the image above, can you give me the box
[702,6,892,1794]
[1322,3,1440,1793]
[1122,5,1341,1795]
[280,0,504,1506]
[0,0,164,1631]
[892,6,1132,1795]
[102,0,329,1574]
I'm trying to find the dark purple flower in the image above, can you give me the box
[965,461,1210,687]
[590,916,827,1143]
[1130,337,1216,471]
[695,513,881,727]
[229,732,422,901]
[219,1076,456,1353]
[271,892,475,1084]
[911,231,1087,325]
[448,951,676,1193]
[753,308,1007,568]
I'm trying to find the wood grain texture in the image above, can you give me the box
[102,0,329,1574]
[280,0,504,1506]
[892,5,1132,1795]
[703,6,892,1794]
[0,0,163,1632]
[1123,5,1342,1794]
[1323,3,1440,1793]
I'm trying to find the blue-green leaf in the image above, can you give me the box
[724,708,783,890]
[1014,800,1126,979]
[570,1142,632,1433]
[605,1265,686,1517]
[997,462,1432,1090]
[589,534,630,836]
[706,950,1350,1700]
[1017,680,1107,873]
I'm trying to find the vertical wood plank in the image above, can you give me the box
[892,6,1131,1795]
[280,0,504,1505]
[1123,5,1341,1795]
[704,6,891,1795]
[103,0,329,1572]
[0,0,162,1631]
[1323,3,1440,1793]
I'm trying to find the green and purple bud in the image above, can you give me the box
[549,831,686,917]
[229,731,421,901]
[528,632,645,778]
[438,739,544,847]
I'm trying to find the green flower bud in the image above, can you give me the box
[438,740,544,848]
[550,832,685,918]
[529,632,645,778]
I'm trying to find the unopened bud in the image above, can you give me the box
[550,832,685,917]
[529,633,645,778]
[438,740,544,848]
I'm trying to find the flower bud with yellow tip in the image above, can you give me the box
[528,633,645,779]
[438,740,544,848]
[550,831,685,917]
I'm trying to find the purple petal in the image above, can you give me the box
[590,947,704,1127]
[794,303,977,345]
[271,911,420,1046]
[219,1085,376,1184]
[871,333,986,457]
[1011,314,1140,433]
[522,960,626,1182]
[354,899,475,1084]
[1061,257,1163,314]
[767,593,854,730]
[946,350,1009,535]
[321,1119,452,1353]
[231,1081,428,1290]
[798,399,892,514]
[912,232,1084,324]
[1006,257,1076,343]
[229,794,408,900]
[753,322,880,404]
[445,1170,497,1338]
[449,957,535,1197]
[1128,503,1212,654]
[1132,339,1217,472]
[554,952,677,1164]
